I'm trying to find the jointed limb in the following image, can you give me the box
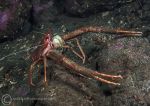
[75,38,86,63]
[47,51,123,86]
[28,59,41,86]
[63,39,86,63]
[92,75,121,85]
[29,57,48,86]
[62,26,142,41]
[63,45,85,63]
[43,56,48,86]
[91,71,123,80]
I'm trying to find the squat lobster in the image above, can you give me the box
[28,26,142,86]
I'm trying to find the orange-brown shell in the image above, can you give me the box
[30,31,53,62]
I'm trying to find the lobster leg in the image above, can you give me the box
[63,45,85,63]
[75,38,86,63]
[63,39,86,63]
[28,59,41,86]
[43,56,48,86]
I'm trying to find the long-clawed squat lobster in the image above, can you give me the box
[28,26,142,86]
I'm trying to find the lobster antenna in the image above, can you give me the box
[0,44,44,61]
[33,31,45,35]
[0,28,54,61]
[0,30,50,61]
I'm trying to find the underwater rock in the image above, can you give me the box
[0,10,11,31]
[34,67,104,106]
[0,0,59,43]
[0,0,31,43]
[55,0,132,17]
[0,0,18,31]
[94,36,150,106]
[0,0,149,106]
[30,0,57,25]
[32,35,150,106]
